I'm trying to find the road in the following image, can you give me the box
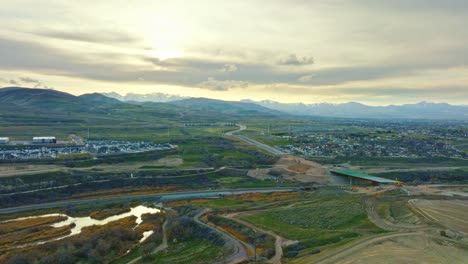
[1,167,229,196]
[194,209,248,264]
[0,187,298,215]
[225,124,285,155]
[224,212,297,264]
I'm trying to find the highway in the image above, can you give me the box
[225,124,285,155]
[0,187,298,215]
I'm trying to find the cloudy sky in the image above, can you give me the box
[0,0,467,105]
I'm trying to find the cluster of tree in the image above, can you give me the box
[6,217,139,264]
[0,175,208,207]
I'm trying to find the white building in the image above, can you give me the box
[32,137,57,144]
[0,137,9,144]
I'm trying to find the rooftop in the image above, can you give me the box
[33,137,56,140]
[331,169,396,184]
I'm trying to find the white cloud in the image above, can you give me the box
[298,74,314,82]
[197,77,248,91]
[218,64,238,72]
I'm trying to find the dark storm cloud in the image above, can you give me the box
[333,87,468,97]
[34,30,141,44]
[278,54,314,66]
[19,77,40,83]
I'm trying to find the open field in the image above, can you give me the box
[410,199,468,234]
[330,233,468,264]
[240,190,383,261]
[139,239,225,264]
[376,200,422,226]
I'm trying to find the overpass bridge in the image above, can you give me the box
[331,170,396,186]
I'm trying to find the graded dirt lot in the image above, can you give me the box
[0,157,186,178]
[247,155,328,184]
[0,164,65,177]
[410,199,468,234]
[331,233,468,264]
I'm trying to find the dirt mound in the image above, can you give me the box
[248,155,328,184]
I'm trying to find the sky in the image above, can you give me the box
[0,0,467,105]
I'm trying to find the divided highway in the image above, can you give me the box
[225,124,285,155]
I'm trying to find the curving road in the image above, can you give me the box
[225,124,284,155]
[194,209,248,264]
[224,212,297,264]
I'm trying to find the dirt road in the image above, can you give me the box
[224,212,297,264]
[194,209,248,264]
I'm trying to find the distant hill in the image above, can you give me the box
[243,100,468,120]
[0,87,76,110]
[0,87,280,121]
[0,87,128,113]
[170,98,281,116]
[78,93,123,105]
[3,87,465,120]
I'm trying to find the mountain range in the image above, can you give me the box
[1,87,467,120]
[243,100,468,120]
[0,87,277,121]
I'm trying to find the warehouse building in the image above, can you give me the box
[32,137,57,144]
[0,137,9,144]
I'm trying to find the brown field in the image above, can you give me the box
[0,164,66,177]
[0,215,67,234]
[0,216,72,255]
[90,207,131,220]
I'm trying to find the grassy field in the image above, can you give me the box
[376,200,421,225]
[242,190,382,258]
[138,239,226,264]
